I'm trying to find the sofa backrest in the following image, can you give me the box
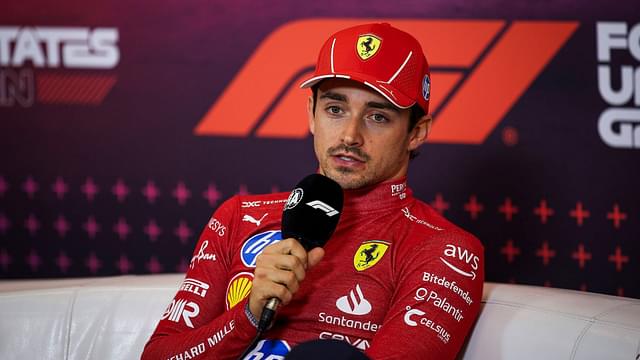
[0,275,638,359]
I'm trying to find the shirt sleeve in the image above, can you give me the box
[365,230,484,360]
[141,196,258,360]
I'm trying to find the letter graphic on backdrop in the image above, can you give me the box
[0,26,119,107]
[596,22,640,149]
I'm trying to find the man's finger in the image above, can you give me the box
[307,247,325,269]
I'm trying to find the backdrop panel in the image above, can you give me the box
[1,0,638,298]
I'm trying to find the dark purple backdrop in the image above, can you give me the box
[1,1,638,298]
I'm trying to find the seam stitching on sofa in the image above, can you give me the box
[482,299,640,331]
[569,320,593,359]
[65,287,80,360]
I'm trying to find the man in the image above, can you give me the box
[143,23,484,360]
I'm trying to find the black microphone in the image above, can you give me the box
[281,174,344,250]
[258,174,344,332]
[284,339,371,360]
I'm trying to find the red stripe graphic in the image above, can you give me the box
[37,73,117,105]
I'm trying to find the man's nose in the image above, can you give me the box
[340,115,364,147]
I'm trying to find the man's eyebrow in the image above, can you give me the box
[320,91,400,112]
[319,91,347,102]
[367,100,400,113]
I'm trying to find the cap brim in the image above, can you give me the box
[300,73,415,110]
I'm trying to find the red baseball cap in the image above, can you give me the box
[300,22,431,114]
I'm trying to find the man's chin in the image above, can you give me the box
[324,168,370,190]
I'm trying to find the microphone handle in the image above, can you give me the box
[257,297,279,332]
[237,298,279,360]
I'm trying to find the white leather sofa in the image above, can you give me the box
[0,274,638,359]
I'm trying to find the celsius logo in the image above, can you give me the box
[0,26,119,107]
[403,306,451,344]
[240,230,283,267]
[596,22,640,149]
[336,284,372,315]
[194,19,578,144]
[404,307,426,327]
[440,244,480,280]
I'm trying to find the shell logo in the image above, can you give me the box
[226,272,254,310]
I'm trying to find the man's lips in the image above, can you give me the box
[332,152,365,163]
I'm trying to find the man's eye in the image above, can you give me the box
[371,113,388,123]
[327,106,342,114]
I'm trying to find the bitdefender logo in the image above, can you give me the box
[0,26,119,107]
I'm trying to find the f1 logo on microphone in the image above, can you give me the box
[306,200,339,216]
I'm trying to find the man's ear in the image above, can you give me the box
[307,95,315,135]
[408,114,432,152]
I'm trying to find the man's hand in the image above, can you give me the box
[248,238,325,319]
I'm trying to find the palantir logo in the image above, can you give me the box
[336,284,372,315]
[240,230,283,267]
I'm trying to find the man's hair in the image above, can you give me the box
[311,85,424,159]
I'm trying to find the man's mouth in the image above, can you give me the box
[328,145,370,164]
[333,153,365,163]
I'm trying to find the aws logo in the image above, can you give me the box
[440,244,480,280]
[194,19,578,144]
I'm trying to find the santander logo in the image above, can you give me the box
[336,284,372,315]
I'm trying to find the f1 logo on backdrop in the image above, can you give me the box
[194,19,578,144]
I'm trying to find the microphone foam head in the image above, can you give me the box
[281,174,344,251]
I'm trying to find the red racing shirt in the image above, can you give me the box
[142,177,484,360]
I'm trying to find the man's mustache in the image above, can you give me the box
[327,144,370,161]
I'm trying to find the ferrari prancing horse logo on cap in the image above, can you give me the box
[357,35,381,60]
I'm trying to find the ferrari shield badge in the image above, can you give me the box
[357,34,382,60]
[354,240,390,271]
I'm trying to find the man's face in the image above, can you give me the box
[308,78,428,190]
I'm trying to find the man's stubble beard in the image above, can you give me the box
[322,164,378,190]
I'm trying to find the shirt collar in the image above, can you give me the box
[342,177,413,213]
